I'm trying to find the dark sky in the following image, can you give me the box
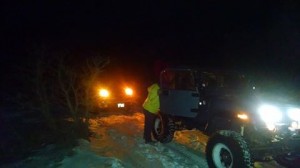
[2,1,300,76]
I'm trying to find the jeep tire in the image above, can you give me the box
[152,113,175,143]
[206,130,253,168]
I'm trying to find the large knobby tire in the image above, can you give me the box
[152,113,175,143]
[206,130,253,168]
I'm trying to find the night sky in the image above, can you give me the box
[2,1,300,78]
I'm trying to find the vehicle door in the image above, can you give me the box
[159,69,199,117]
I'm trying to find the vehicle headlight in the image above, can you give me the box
[237,113,249,120]
[258,104,282,123]
[288,108,300,121]
[99,89,110,98]
[124,87,133,96]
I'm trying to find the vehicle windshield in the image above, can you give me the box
[200,71,249,91]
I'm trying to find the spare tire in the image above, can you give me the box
[206,130,253,168]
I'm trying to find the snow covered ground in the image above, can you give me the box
[3,111,286,168]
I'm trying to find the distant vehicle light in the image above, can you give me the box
[125,87,133,96]
[99,89,109,98]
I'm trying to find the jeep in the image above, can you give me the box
[96,78,140,113]
[152,67,300,168]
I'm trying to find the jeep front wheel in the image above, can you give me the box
[206,130,253,168]
[152,113,175,143]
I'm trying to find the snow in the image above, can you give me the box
[76,112,208,168]
[3,111,285,168]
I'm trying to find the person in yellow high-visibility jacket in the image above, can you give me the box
[142,83,160,144]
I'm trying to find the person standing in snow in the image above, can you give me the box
[142,83,160,144]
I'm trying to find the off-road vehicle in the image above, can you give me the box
[152,67,300,168]
[96,78,140,113]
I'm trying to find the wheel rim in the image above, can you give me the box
[154,117,163,135]
[212,143,233,168]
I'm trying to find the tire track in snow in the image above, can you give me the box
[165,142,209,168]
[91,113,284,168]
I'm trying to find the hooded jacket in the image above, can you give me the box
[142,83,160,114]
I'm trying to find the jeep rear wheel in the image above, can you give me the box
[206,130,253,168]
[152,113,175,143]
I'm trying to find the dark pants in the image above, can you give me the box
[143,109,156,142]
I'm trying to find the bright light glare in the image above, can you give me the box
[258,105,282,123]
[237,113,248,120]
[125,87,133,96]
[99,89,109,98]
[288,108,300,121]
[266,123,276,131]
[291,121,298,129]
